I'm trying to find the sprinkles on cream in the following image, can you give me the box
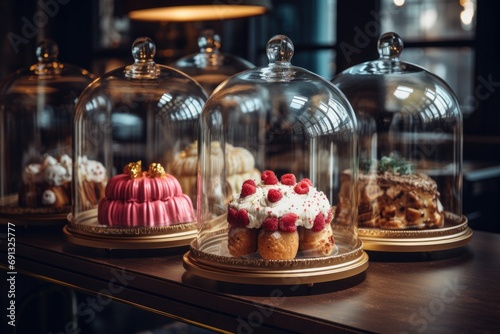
[228,171,332,230]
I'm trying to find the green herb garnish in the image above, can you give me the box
[359,155,415,175]
[378,155,415,175]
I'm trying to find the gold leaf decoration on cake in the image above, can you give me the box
[148,162,166,177]
[124,161,142,179]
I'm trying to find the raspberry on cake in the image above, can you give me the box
[267,188,282,202]
[280,173,296,185]
[261,170,278,185]
[240,181,257,198]
[97,161,195,227]
[227,170,335,260]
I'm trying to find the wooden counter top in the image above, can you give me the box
[1,225,499,333]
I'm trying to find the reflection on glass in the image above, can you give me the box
[393,85,414,100]
[381,0,476,41]
[380,0,476,114]
[332,32,464,227]
[171,30,254,95]
[399,48,473,114]
[0,40,94,217]
[257,0,337,79]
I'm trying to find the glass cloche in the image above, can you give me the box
[171,29,254,95]
[331,32,472,252]
[65,37,207,249]
[183,35,368,285]
[0,40,94,224]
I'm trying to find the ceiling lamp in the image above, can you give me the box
[127,0,272,22]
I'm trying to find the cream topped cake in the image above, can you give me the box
[227,170,334,260]
[335,156,444,229]
[18,154,72,208]
[77,156,107,209]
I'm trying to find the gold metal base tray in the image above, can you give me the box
[64,209,197,249]
[64,225,197,249]
[183,231,369,285]
[358,212,472,252]
[0,194,69,226]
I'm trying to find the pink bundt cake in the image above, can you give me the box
[98,161,195,227]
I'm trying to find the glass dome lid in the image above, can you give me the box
[66,37,207,248]
[0,40,94,224]
[183,35,368,285]
[331,32,471,252]
[171,29,254,95]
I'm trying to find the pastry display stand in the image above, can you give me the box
[64,210,197,250]
[183,214,369,285]
[0,194,69,226]
[183,240,369,286]
[358,212,473,252]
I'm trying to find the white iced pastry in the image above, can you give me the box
[42,189,56,205]
[227,171,334,260]
[19,154,72,208]
[169,141,260,204]
[228,175,331,229]
[76,156,107,208]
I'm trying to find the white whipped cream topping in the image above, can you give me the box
[228,182,331,229]
[42,189,56,205]
[43,164,69,186]
[42,155,58,167]
[22,154,72,185]
[22,164,43,183]
[59,154,72,171]
[78,156,106,182]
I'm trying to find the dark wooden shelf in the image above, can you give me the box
[1,225,499,333]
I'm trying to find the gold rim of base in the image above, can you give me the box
[0,194,69,225]
[183,250,368,285]
[182,237,369,285]
[63,224,197,249]
[358,213,473,252]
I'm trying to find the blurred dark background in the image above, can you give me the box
[1,2,500,333]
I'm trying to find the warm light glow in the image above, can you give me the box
[419,8,437,30]
[460,2,475,26]
[393,85,413,100]
[129,5,268,21]
[393,0,405,7]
